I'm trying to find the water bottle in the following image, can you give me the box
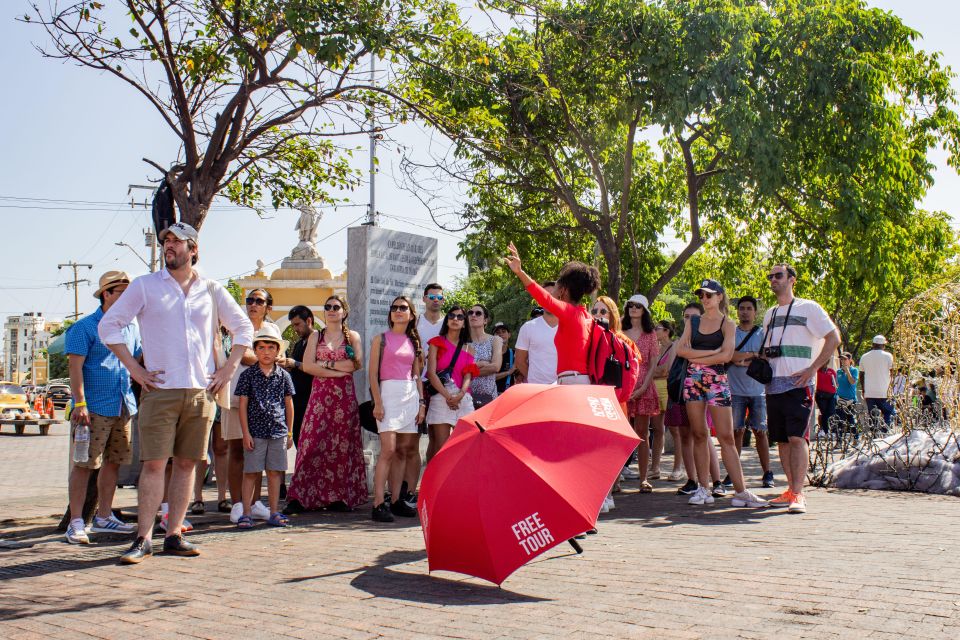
[73,424,90,463]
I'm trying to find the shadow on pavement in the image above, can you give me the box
[282,549,550,605]
[0,589,183,621]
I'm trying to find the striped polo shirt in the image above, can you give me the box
[761,297,836,395]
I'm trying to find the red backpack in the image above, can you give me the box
[585,320,641,403]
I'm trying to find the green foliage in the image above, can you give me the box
[225,279,244,306]
[48,353,69,380]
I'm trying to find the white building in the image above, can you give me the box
[3,313,52,383]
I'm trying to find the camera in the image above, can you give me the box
[762,346,783,359]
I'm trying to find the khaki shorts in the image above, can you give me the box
[221,405,243,440]
[138,388,216,461]
[74,410,133,470]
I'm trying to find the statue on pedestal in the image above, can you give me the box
[291,203,323,262]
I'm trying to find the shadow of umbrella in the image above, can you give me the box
[281,549,550,605]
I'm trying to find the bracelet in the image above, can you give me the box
[73,401,87,408]
[418,398,426,405]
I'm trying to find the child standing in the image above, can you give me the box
[235,324,295,528]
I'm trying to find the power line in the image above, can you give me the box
[57,261,93,321]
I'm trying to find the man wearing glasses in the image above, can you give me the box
[761,264,840,514]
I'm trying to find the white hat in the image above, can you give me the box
[627,294,649,311]
[252,323,289,353]
[872,335,887,345]
[158,222,199,242]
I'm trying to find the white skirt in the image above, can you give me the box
[426,386,474,426]
[377,379,420,434]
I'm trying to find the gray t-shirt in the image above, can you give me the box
[728,325,766,397]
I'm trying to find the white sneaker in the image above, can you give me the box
[65,518,90,544]
[605,496,615,511]
[159,514,193,532]
[787,493,807,514]
[667,469,685,482]
[599,496,613,514]
[251,501,270,520]
[91,513,136,534]
[230,501,245,524]
[688,486,715,505]
[731,489,770,508]
[619,466,640,480]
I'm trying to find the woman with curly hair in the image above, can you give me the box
[284,295,366,514]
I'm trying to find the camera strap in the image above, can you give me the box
[764,299,794,353]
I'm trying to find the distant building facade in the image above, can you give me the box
[3,313,59,382]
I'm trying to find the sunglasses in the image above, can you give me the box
[467,310,485,317]
[767,272,787,281]
[696,291,715,300]
[447,313,465,321]
[324,304,343,312]
[625,302,644,310]
[245,297,267,306]
[590,307,610,316]
[390,305,410,313]
[427,294,444,301]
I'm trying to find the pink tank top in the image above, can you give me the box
[380,331,416,381]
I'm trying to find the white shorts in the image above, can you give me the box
[377,379,420,434]
[221,405,243,440]
[426,389,474,426]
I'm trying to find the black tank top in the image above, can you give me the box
[691,319,724,350]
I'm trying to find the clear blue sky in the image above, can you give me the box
[0,1,957,321]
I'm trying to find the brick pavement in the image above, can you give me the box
[1,429,959,639]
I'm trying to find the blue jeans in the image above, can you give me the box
[865,398,895,427]
[731,395,767,432]
[815,392,837,432]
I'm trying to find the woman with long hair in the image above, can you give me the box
[284,295,366,513]
[425,305,478,459]
[467,303,503,409]
[653,320,683,481]
[675,280,767,508]
[368,296,425,522]
[621,294,662,491]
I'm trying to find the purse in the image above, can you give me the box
[206,281,232,410]
[666,316,699,405]
[359,333,422,434]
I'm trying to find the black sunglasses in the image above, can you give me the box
[447,313,465,321]
[467,310,485,317]
[767,272,787,281]
[591,307,609,316]
[696,291,715,300]
[390,305,410,313]
[625,302,643,310]
[324,304,343,312]
[245,297,267,306]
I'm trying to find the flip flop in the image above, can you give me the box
[217,499,232,513]
[190,500,205,515]
[236,515,254,529]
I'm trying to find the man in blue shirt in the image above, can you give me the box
[835,351,859,432]
[64,271,141,545]
[728,296,775,488]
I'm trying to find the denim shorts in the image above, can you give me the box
[731,395,767,433]
[682,364,731,407]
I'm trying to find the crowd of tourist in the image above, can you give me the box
[63,222,908,564]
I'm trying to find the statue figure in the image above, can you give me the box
[291,202,323,261]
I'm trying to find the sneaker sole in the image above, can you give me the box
[164,549,201,557]
[90,526,136,534]
[732,500,770,508]
[66,536,90,545]
[787,506,807,514]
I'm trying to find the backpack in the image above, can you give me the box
[667,315,699,405]
[585,319,641,403]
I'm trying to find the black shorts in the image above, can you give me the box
[766,387,812,444]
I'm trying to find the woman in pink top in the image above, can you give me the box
[622,294,662,491]
[426,305,478,459]
[368,296,425,523]
[504,243,601,384]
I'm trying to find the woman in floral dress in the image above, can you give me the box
[284,296,367,513]
[622,294,663,491]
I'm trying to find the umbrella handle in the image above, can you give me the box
[568,538,583,554]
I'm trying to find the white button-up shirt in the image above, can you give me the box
[98,269,254,390]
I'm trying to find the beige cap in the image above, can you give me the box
[93,270,131,299]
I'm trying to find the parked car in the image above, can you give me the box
[0,382,36,420]
[46,383,72,408]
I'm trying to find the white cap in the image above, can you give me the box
[872,335,887,345]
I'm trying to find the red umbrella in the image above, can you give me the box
[418,383,640,585]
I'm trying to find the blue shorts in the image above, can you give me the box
[731,395,767,433]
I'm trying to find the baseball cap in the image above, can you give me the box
[493,322,510,332]
[92,270,131,298]
[694,279,725,296]
[627,294,649,310]
[872,335,887,345]
[158,222,199,243]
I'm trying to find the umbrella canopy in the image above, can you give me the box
[419,383,639,585]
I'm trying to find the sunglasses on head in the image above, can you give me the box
[467,310,485,317]
[245,297,267,306]
[427,294,444,301]
[324,303,343,312]
[390,304,410,313]
[590,307,609,316]
[767,272,787,281]
[696,291,715,300]
[447,313,465,321]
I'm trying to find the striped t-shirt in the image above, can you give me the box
[761,297,836,395]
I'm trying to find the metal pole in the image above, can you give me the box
[57,261,92,320]
[368,56,377,226]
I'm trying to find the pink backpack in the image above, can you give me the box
[585,320,641,403]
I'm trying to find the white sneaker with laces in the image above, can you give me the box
[230,501,245,524]
[251,501,270,520]
[688,486,715,505]
[65,518,90,544]
[731,490,770,508]
[91,513,136,534]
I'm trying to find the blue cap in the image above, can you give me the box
[694,279,725,295]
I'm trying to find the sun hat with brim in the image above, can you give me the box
[92,270,131,298]
[158,222,199,243]
[252,323,289,353]
[872,335,887,345]
[627,294,649,311]
[694,279,725,296]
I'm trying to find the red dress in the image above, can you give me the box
[287,340,368,509]
[627,330,661,417]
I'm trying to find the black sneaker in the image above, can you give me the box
[390,498,417,518]
[712,481,727,498]
[762,471,775,488]
[372,502,394,523]
[677,480,698,495]
[163,534,200,557]
[403,491,418,508]
[721,474,734,489]
[120,536,153,565]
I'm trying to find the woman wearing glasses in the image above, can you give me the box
[620,294,662,491]
[285,296,366,514]
[368,296,425,522]
[467,304,503,409]
[426,305,479,459]
[675,280,768,508]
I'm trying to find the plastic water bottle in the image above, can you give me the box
[73,424,90,463]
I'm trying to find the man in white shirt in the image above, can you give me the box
[859,335,895,429]
[515,281,559,385]
[99,222,253,564]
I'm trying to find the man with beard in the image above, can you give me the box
[100,222,253,563]
[279,305,316,448]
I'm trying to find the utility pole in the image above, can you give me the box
[58,261,92,321]
[129,184,159,271]
[366,56,378,226]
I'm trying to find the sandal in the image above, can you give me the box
[217,499,232,513]
[639,481,654,493]
[236,514,254,529]
[267,512,289,527]
[190,500,205,515]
